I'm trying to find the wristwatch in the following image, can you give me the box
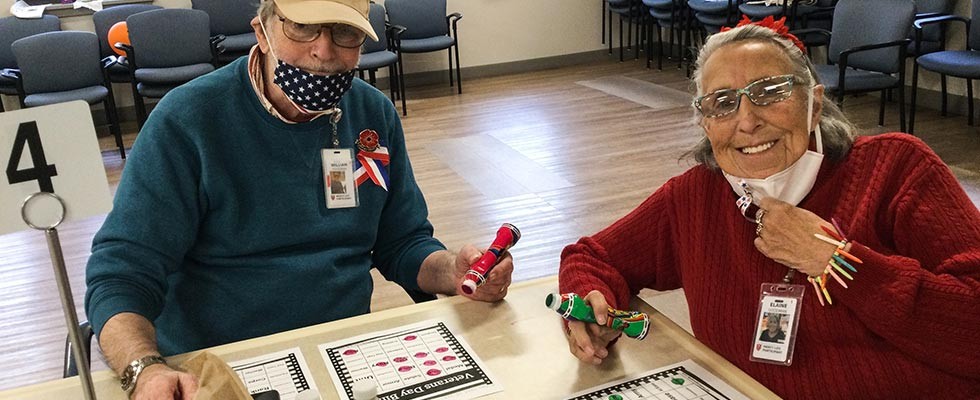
[120,355,167,394]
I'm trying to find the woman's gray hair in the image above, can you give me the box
[688,24,856,169]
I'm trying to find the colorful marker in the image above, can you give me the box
[460,223,521,295]
[545,292,650,340]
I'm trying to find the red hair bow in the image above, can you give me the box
[721,15,807,54]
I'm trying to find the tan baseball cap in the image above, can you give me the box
[274,0,378,41]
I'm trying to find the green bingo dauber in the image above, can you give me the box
[545,292,650,340]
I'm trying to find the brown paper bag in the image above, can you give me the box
[179,351,252,400]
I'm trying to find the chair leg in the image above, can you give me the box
[0,96,4,112]
[619,14,625,62]
[454,43,462,95]
[385,66,395,104]
[658,23,664,70]
[131,80,147,130]
[397,52,407,117]
[941,74,948,116]
[909,63,919,135]
[968,79,974,126]
[448,46,454,88]
[645,18,652,69]
[104,95,125,159]
[878,90,886,126]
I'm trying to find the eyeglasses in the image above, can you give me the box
[276,14,367,48]
[694,75,797,118]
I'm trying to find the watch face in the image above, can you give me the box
[121,364,138,391]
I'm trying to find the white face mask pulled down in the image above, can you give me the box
[724,86,823,207]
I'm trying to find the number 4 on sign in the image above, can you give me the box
[6,121,58,194]
[0,101,111,236]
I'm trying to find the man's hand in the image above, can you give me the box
[131,363,198,400]
[453,244,513,301]
[564,290,622,364]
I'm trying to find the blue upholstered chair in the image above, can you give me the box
[11,31,126,158]
[608,0,646,62]
[384,0,463,94]
[687,0,742,35]
[796,0,914,132]
[909,0,980,134]
[358,2,406,115]
[909,0,953,58]
[93,4,162,84]
[122,8,219,128]
[644,0,695,70]
[0,15,60,112]
[192,0,259,65]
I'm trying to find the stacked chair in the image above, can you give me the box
[0,15,60,112]
[358,2,407,115]
[385,0,463,94]
[909,0,980,134]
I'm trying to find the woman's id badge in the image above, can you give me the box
[750,283,804,366]
[322,149,358,209]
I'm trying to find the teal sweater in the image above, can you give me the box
[85,58,445,355]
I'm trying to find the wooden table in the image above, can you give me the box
[0,277,779,399]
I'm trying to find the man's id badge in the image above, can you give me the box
[322,148,358,209]
[750,283,804,366]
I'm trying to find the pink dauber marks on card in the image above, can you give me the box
[414,352,428,358]
[423,360,437,366]
[375,361,389,367]
[398,366,413,372]
[435,347,449,353]
[403,335,417,341]
[442,355,456,362]
[342,349,358,356]
[393,356,408,363]
[427,369,442,376]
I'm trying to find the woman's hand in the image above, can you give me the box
[564,290,622,364]
[753,197,841,277]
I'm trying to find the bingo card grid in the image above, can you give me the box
[565,360,749,400]
[322,321,495,400]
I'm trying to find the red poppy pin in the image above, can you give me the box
[356,129,380,152]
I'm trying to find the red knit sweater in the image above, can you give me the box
[559,134,980,399]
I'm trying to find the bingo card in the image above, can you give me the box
[565,359,749,400]
[319,320,500,400]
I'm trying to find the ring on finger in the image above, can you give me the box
[754,208,767,237]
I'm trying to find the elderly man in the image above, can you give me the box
[84,0,513,398]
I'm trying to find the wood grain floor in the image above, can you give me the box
[1,56,978,392]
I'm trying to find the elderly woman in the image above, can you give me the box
[559,18,980,398]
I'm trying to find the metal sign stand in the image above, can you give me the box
[21,192,97,400]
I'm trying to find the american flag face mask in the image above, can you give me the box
[259,16,355,113]
[272,60,355,113]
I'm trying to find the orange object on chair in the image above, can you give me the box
[107,21,130,56]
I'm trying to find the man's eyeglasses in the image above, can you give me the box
[694,75,797,118]
[276,14,367,48]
